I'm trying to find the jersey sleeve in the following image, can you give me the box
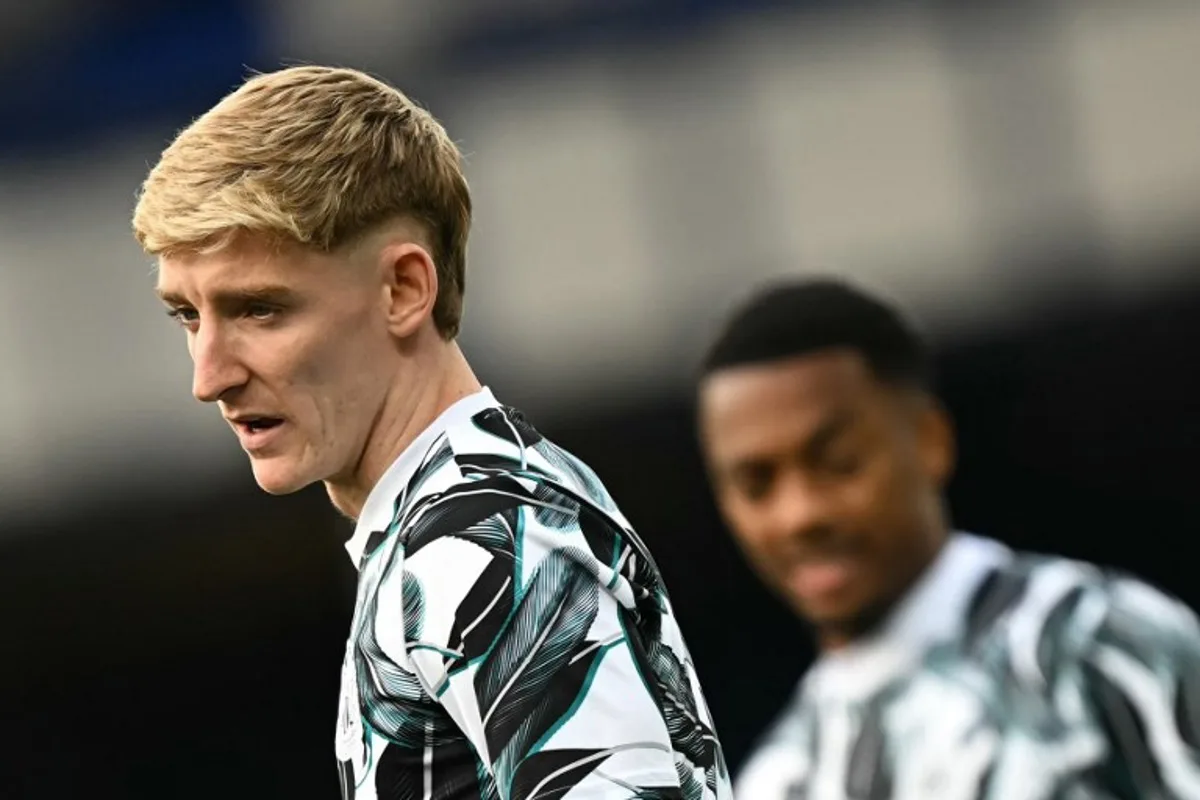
[399,496,699,799]
[1076,576,1200,798]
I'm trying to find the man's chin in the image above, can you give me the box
[795,597,893,645]
[249,460,315,495]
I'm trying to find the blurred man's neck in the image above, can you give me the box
[325,339,481,520]
[818,523,950,653]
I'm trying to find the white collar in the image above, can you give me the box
[805,532,1013,703]
[343,387,499,567]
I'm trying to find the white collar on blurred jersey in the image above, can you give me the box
[804,532,1014,704]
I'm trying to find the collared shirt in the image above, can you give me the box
[735,533,1200,799]
[336,388,733,800]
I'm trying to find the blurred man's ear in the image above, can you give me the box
[918,397,956,488]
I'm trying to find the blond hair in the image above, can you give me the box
[133,65,471,338]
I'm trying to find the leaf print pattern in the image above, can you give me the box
[336,402,732,799]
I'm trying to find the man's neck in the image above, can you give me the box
[817,527,951,653]
[325,341,481,520]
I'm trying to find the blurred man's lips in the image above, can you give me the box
[787,556,858,601]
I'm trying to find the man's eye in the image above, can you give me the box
[246,303,278,320]
[735,467,775,502]
[824,453,864,477]
[166,308,199,327]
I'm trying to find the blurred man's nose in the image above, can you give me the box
[768,469,836,544]
[190,324,249,403]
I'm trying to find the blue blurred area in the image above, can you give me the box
[0,1,268,157]
[0,0,870,157]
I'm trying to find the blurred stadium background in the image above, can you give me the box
[1,1,1198,796]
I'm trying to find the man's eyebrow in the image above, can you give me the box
[800,408,857,461]
[212,285,299,304]
[154,285,299,306]
[155,288,188,306]
[718,408,857,479]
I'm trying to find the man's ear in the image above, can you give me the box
[917,396,956,488]
[379,240,438,339]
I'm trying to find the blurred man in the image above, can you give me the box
[697,278,1200,799]
[132,65,730,800]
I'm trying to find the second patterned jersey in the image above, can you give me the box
[736,533,1200,800]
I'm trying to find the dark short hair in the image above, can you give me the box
[700,277,932,389]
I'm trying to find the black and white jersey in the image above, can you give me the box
[735,534,1200,799]
[335,388,732,800]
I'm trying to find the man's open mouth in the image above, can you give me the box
[240,417,284,433]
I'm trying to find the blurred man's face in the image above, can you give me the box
[156,235,397,495]
[699,349,953,647]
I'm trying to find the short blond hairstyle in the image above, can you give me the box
[133,65,472,338]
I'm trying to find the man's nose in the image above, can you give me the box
[768,469,837,544]
[190,324,249,403]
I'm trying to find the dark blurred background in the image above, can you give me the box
[1,1,1198,797]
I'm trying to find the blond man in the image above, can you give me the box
[133,66,731,800]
